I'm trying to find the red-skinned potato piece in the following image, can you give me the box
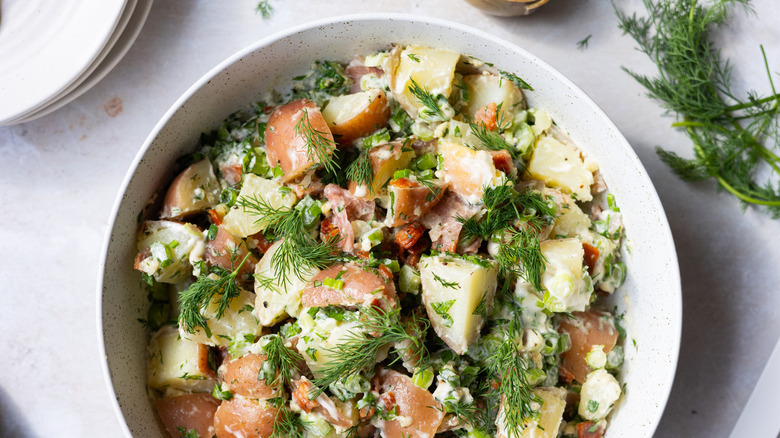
[204,225,258,282]
[301,262,396,308]
[375,369,444,438]
[559,310,619,383]
[222,353,279,400]
[322,89,391,143]
[160,158,221,219]
[214,396,277,438]
[386,179,447,227]
[347,140,415,199]
[577,421,605,438]
[265,99,334,182]
[154,393,220,438]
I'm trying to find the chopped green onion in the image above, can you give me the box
[323,277,345,290]
[412,153,437,171]
[393,169,411,180]
[380,259,400,273]
[411,367,434,389]
[399,265,421,294]
[272,165,284,179]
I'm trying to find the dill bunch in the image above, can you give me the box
[616,0,780,217]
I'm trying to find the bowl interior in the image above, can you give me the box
[100,14,681,437]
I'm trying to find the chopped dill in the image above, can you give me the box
[295,108,340,175]
[260,335,303,386]
[346,150,374,193]
[255,1,273,19]
[498,70,534,91]
[577,34,593,50]
[408,78,446,120]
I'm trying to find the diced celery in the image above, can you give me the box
[393,169,411,180]
[412,153,437,171]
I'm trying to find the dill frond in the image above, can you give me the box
[237,194,341,288]
[576,34,593,50]
[312,304,430,394]
[270,401,307,438]
[616,0,780,217]
[408,78,446,120]
[178,253,251,336]
[261,335,303,386]
[345,150,374,192]
[486,321,541,437]
[255,1,273,19]
[498,70,534,91]
[468,119,518,157]
[295,108,339,175]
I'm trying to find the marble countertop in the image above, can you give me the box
[1,1,779,436]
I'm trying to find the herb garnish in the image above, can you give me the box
[408,78,446,120]
[432,273,458,289]
[431,299,456,327]
[295,108,339,175]
[259,335,303,386]
[312,304,430,394]
[270,399,308,438]
[616,0,780,216]
[346,150,374,193]
[178,253,251,336]
[577,34,593,50]
[255,1,273,19]
[468,118,518,158]
[498,70,534,91]
[238,195,340,288]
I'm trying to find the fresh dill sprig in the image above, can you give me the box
[487,321,540,437]
[458,181,554,291]
[432,273,458,289]
[346,150,374,192]
[577,34,593,50]
[312,304,430,394]
[178,253,251,336]
[616,0,780,217]
[260,335,303,387]
[238,195,341,287]
[498,70,534,91]
[255,1,273,19]
[496,228,546,292]
[468,118,518,158]
[270,400,307,438]
[295,108,340,175]
[408,78,446,120]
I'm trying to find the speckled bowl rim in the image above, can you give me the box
[98,13,682,437]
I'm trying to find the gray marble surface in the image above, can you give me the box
[1,1,778,436]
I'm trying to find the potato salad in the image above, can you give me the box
[136,44,628,438]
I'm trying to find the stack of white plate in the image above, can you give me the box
[0,0,153,125]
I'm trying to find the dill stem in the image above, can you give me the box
[724,94,780,113]
[715,175,780,206]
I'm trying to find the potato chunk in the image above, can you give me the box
[214,396,277,438]
[390,45,460,118]
[462,74,523,123]
[322,89,391,143]
[265,99,335,182]
[539,238,589,313]
[496,387,567,438]
[160,158,221,219]
[420,254,498,354]
[135,220,205,284]
[385,179,447,227]
[348,139,415,199]
[439,139,504,203]
[578,369,622,421]
[253,240,317,326]
[179,286,263,347]
[527,135,594,201]
[147,325,216,392]
[154,394,219,438]
[375,369,445,438]
[221,173,296,238]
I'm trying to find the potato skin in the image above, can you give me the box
[265,99,334,182]
[375,369,444,438]
[154,393,220,438]
[325,89,391,143]
[214,396,277,438]
[301,262,396,308]
[222,353,279,400]
[386,179,447,227]
[558,310,619,383]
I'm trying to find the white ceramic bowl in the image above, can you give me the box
[99,14,681,437]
